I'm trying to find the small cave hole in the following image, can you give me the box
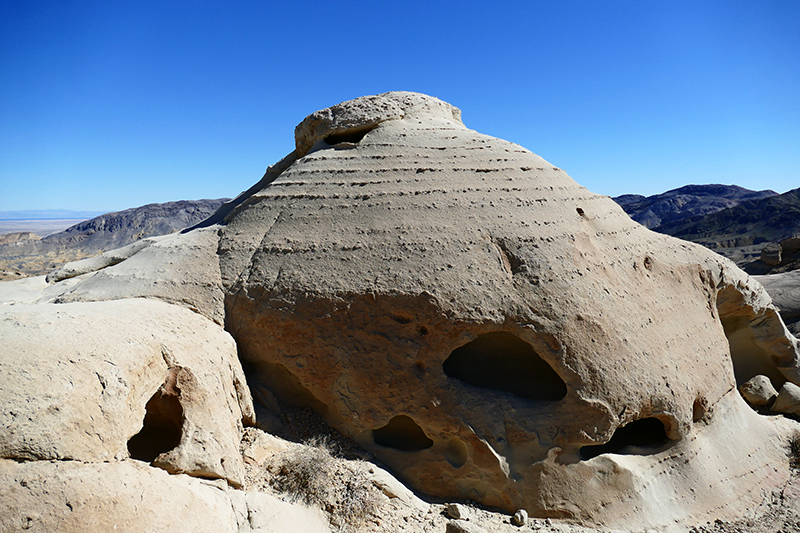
[576,207,585,216]
[579,417,668,460]
[324,126,373,145]
[443,332,567,401]
[127,382,183,463]
[373,415,434,451]
[418,326,429,336]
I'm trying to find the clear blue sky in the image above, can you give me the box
[1,1,798,212]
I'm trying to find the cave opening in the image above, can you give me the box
[372,415,434,451]
[127,378,183,463]
[579,417,668,460]
[443,332,567,401]
[324,126,373,145]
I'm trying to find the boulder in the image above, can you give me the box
[762,243,783,266]
[446,520,487,533]
[0,298,253,486]
[739,375,779,406]
[446,503,471,520]
[771,382,800,415]
[756,270,800,336]
[781,235,800,254]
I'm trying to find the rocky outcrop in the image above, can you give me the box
[0,298,253,486]
[762,243,783,265]
[216,92,800,530]
[0,231,40,245]
[2,91,800,532]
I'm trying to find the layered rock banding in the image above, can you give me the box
[220,92,800,528]
[2,91,800,532]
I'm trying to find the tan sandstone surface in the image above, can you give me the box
[2,91,800,533]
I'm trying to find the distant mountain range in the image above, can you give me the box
[655,188,800,247]
[0,199,228,279]
[613,185,800,274]
[613,185,778,229]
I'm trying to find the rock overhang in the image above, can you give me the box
[294,91,464,157]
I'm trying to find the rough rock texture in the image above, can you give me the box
[50,227,226,324]
[3,91,800,532]
[0,298,253,486]
[217,92,800,530]
[0,459,331,533]
[771,382,800,415]
[447,520,488,533]
[739,375,778,406]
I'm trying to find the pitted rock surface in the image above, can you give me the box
[218,92,800,529]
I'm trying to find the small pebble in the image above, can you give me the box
[511,509,528,526]
[445,503,471,520]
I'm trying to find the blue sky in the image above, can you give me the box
[1,1,798,212]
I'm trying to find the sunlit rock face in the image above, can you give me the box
[221,92,800,529]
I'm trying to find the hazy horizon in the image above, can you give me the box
[2,1,798,212]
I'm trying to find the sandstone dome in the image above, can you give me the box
[216,92,800,526]
[2,91,800,532]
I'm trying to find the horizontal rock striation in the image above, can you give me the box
[218,92,800,528]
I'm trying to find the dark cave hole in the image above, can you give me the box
[127,385,183,463]
[443,332,567,401]
[324,126,373,145]
[579,417,668,460]
[373,415,434,451]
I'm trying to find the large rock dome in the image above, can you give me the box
[217,92,800,527]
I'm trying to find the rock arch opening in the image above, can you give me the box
[579,417,668,460]
[127,378,183,463]
[373,415,434,451]
[443,332,567,401]
[324,125,373,146]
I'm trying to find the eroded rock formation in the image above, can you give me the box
[1,91,799,532]
[219,92,800,528]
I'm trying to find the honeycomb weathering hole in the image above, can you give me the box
[127,377,183,463]
[443,332,567,401]
[373,415,434,451]
[324,126,373,145]
[579,417,669,460]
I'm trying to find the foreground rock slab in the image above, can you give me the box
[0,298,253,486]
